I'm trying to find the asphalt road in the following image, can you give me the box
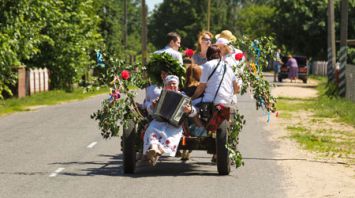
[0,89,287,198]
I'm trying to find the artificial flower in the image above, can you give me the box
[121,70,130,80]
[184,48,194,58]
[235,53,244,61]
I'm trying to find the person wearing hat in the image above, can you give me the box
[154,32,183,65]
[143,75,197,166]
[215,30,237,42]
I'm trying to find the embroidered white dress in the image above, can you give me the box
[143,120,183,157]
[143,91,197,157]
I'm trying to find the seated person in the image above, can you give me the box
[143,75,197,166]
[140,70,169,116]
[183,64,206,134]
[183,64,203,105]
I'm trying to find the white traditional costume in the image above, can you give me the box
[143,75,197,158]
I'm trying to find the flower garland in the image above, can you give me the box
[226,36,277,168]
[91,59,148,138]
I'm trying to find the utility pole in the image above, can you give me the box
[207,0,211,31]
[123,0,128,48]
[339,0,348,97]
[327,0,336,83]
[141,0,148,65]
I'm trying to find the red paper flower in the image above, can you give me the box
[235,53,244,61]
[121,70,130,80]
[184,48,194,58]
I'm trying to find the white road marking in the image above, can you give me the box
[87,141,97,148]
[49,167,65,177]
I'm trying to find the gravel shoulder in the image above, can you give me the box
[265,79,355,198]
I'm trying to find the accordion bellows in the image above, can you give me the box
[154,90,191,127]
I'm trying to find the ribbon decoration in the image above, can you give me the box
[252,41,261,72]
[96,50,105,68]
[258,96,271,124]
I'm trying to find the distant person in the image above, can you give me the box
[273,49,283,82]
[286,54,298,83]
[192,31,213,66]
[154,32,183,65]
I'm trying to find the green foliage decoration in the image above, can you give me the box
[234,35,277,112]
[91,52,188,138]
[91,60,148,138]
[225,35,277,167]
[146,53,186,86]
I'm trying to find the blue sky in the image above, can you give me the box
[146,0,163,12]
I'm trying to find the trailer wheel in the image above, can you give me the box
[122,120,136,174]
[216,120,230,175]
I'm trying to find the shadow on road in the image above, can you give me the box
[55,154,223,177]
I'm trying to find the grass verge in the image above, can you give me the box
[276,77,355,162]
[0,87,109,116]
[277,77,355,126]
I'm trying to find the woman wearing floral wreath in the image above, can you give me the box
[143,75,197,166]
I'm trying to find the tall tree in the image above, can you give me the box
[148,0,243,49]
[235,5,275,38]
[270,0,329,59]
[0,0,53,98]
[28,0,103,90]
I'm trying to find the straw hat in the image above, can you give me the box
[215,30,236,42]
[215,38,230,46]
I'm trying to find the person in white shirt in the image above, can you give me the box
[191,45,240,162]
[215,37,244,107]
[191,45,240,107]
[154,32,183,65]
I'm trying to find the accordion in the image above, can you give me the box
[154,90,191,127]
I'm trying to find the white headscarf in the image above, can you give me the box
[163,75,179,85]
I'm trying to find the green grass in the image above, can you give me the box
[276,77,355,127]
[287,126,354,155]
[278,76,355,159]
[0,87,109,116]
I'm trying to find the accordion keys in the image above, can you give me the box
[154,90,191,127]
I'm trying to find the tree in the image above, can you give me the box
[148,0,205,49]
[27,0,103,90]
[0,0,53,98]
[235,5,275,39]
[270,0,329,59]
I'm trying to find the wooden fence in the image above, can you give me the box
[17,67,49,98]
[311,61,341,76]
[27,68,49,95]
[312,61,327,76]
